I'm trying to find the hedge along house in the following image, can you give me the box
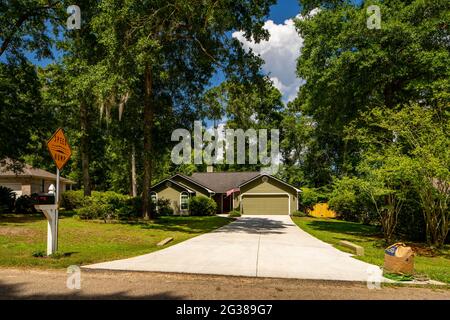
[150,170,301,215]
[0,160,76,197]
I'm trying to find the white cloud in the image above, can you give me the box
[232,9,320,103]
[232,17,304,103]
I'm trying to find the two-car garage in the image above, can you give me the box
[238,175,299,216]
[241,194,290,215]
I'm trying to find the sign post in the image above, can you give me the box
[35,128,72,256]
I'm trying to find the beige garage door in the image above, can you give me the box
[241,194,289,215]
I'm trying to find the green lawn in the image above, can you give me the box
[0,213,232,269]
[292,217,450,284]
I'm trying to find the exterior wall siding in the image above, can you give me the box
[154,184,186,215]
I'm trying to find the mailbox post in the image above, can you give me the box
[35,204,58,255]
[34,186,58,255]
[35,128,72,256]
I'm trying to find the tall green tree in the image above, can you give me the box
[0,58,53,164]
[91,0,276,219]
[0,0,63,58]
[290,0,450,185]
[347,104,450,247]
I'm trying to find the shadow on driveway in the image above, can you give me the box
[213,216,291,235]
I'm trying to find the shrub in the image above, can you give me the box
[228,210,241,217]
[73,191,133,220]
[189,196,217,216]
[291,210,307,217]
[395,189,426,242]
[0,186,15,213]
[32,250,45,257]
[155,198,173,216]
[61,190,85,210]
[299,187,328,212]
[328,177,375,223]
[14,195,36,214]
[75,203,110,220]
[116,206,135,221]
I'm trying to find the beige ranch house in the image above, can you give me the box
[150,171,301,215]
[0,160,75,196]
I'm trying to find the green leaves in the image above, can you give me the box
[291,0,450,185]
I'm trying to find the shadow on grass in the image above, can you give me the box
[131,216,233,234]
[305,219,382,238]
[0,213,43,224]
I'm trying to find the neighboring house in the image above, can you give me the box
[150,170,301,215]
[0,160,76,197]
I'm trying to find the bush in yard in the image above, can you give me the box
[299,187,328,213]
[394,189,426,242]
[291,210,308,217]
[14,195,36,214]
[60,190,85,210]
[189,196,217,216]
[228,210,241,217]
[155,198,173,216]
[75,202,111,220]
[117,197,143,220]
[73,191,133,220]
[328,177,374,223]
[0,186,15,213]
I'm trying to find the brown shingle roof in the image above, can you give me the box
[190,171,260,193]
[0,160,75,184]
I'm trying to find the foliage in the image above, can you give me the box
[154,198,173,216]
[395,191,426,242]
[0,0,63,60]
[228,210,241,217]
[0,186,15,213]
[189,196,217,216]
[348,104,450,247]
[291,211,308,218]
[61,190,85,210]
[328,177,367,222]
[0,59,53,162]
[289,0,450,186]
[70,191,132,220]
[31,250,45,258]
[299,187,329,212]
[14,195,36,214]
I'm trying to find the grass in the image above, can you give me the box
[0,213,232,269]
[292,216,450,284]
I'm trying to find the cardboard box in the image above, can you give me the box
[383,243,415,275]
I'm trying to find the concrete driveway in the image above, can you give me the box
[84,216,381,282]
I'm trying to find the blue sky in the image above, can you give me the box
[270,0,301,24]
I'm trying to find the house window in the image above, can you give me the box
[180,192,189,211]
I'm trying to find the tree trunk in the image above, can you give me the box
[142,64,154,219]
[80,100,91,196]
[130,144,137,197]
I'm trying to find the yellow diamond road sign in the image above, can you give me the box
[47,128,72,170]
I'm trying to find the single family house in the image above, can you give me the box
[0,159,76,196]
[150,169,301,215]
